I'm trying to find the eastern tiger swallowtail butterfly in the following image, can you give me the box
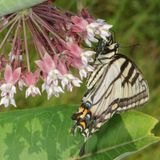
[71,35,149,156]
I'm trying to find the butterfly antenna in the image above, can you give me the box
[120,43,140,49]
[110,29,116,43]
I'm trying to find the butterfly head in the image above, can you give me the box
[96,36,119,57]
[96,37,112,54]
[107,42,119,53]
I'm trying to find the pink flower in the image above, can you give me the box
[0,65,21,107]
[66,42,82,59]
[35,53,62,83]
[35,53,56,75]
[66,42,95,64]
[80,50,96,65]
[80,9,93,23]
[71,16,112,47]
[23,71,41,97]
[0,3,115,106]
[61,74,81,92]
[36,53,63,98]
[23,71,39,86]
[84,19,112,46]
[79,65,94,79]
[4,65,21,85]
[71,59,94,79]
[42,83,64,99]
[66,42,95,79]
[57,60,68,75]
[57,61,81,91]
[71,16,89,33]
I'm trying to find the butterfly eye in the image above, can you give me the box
[115,43,119,49]
[84,102,92,109]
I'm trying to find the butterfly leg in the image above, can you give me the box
[79,136,91,157]
[79,140,87,156]
[70,123,78,135]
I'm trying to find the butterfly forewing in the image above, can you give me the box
[71,39,149,148]
[83,53,149,133]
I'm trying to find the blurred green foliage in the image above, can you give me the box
[1,0,160,159]
[0,105,158,160]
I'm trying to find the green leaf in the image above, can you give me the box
[0,105,159,160]
[0,0,46,17]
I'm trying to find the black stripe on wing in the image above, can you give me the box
[87,65,104,88]
[122,64,135,86]
[93,86,149,131]
[131,72,140,86]
[90,53,149,132]
[90,57,129,104]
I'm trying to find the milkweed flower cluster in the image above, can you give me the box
[0,1,112,107]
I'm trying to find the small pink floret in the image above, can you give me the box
[23,71,39,86]
[35,53,56,74]
[71,16,88,32]
[4,65,21,84]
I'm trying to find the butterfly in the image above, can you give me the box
[71,35,149,156]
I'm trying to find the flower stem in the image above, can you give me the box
[32,12,66,45]
[11,18,21,55]
[27,18,45,58]
[0,16,19,50]
[22,16,30,72]
[0,14,17,32]
[30,15,57,54]
[33,8,71,22]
